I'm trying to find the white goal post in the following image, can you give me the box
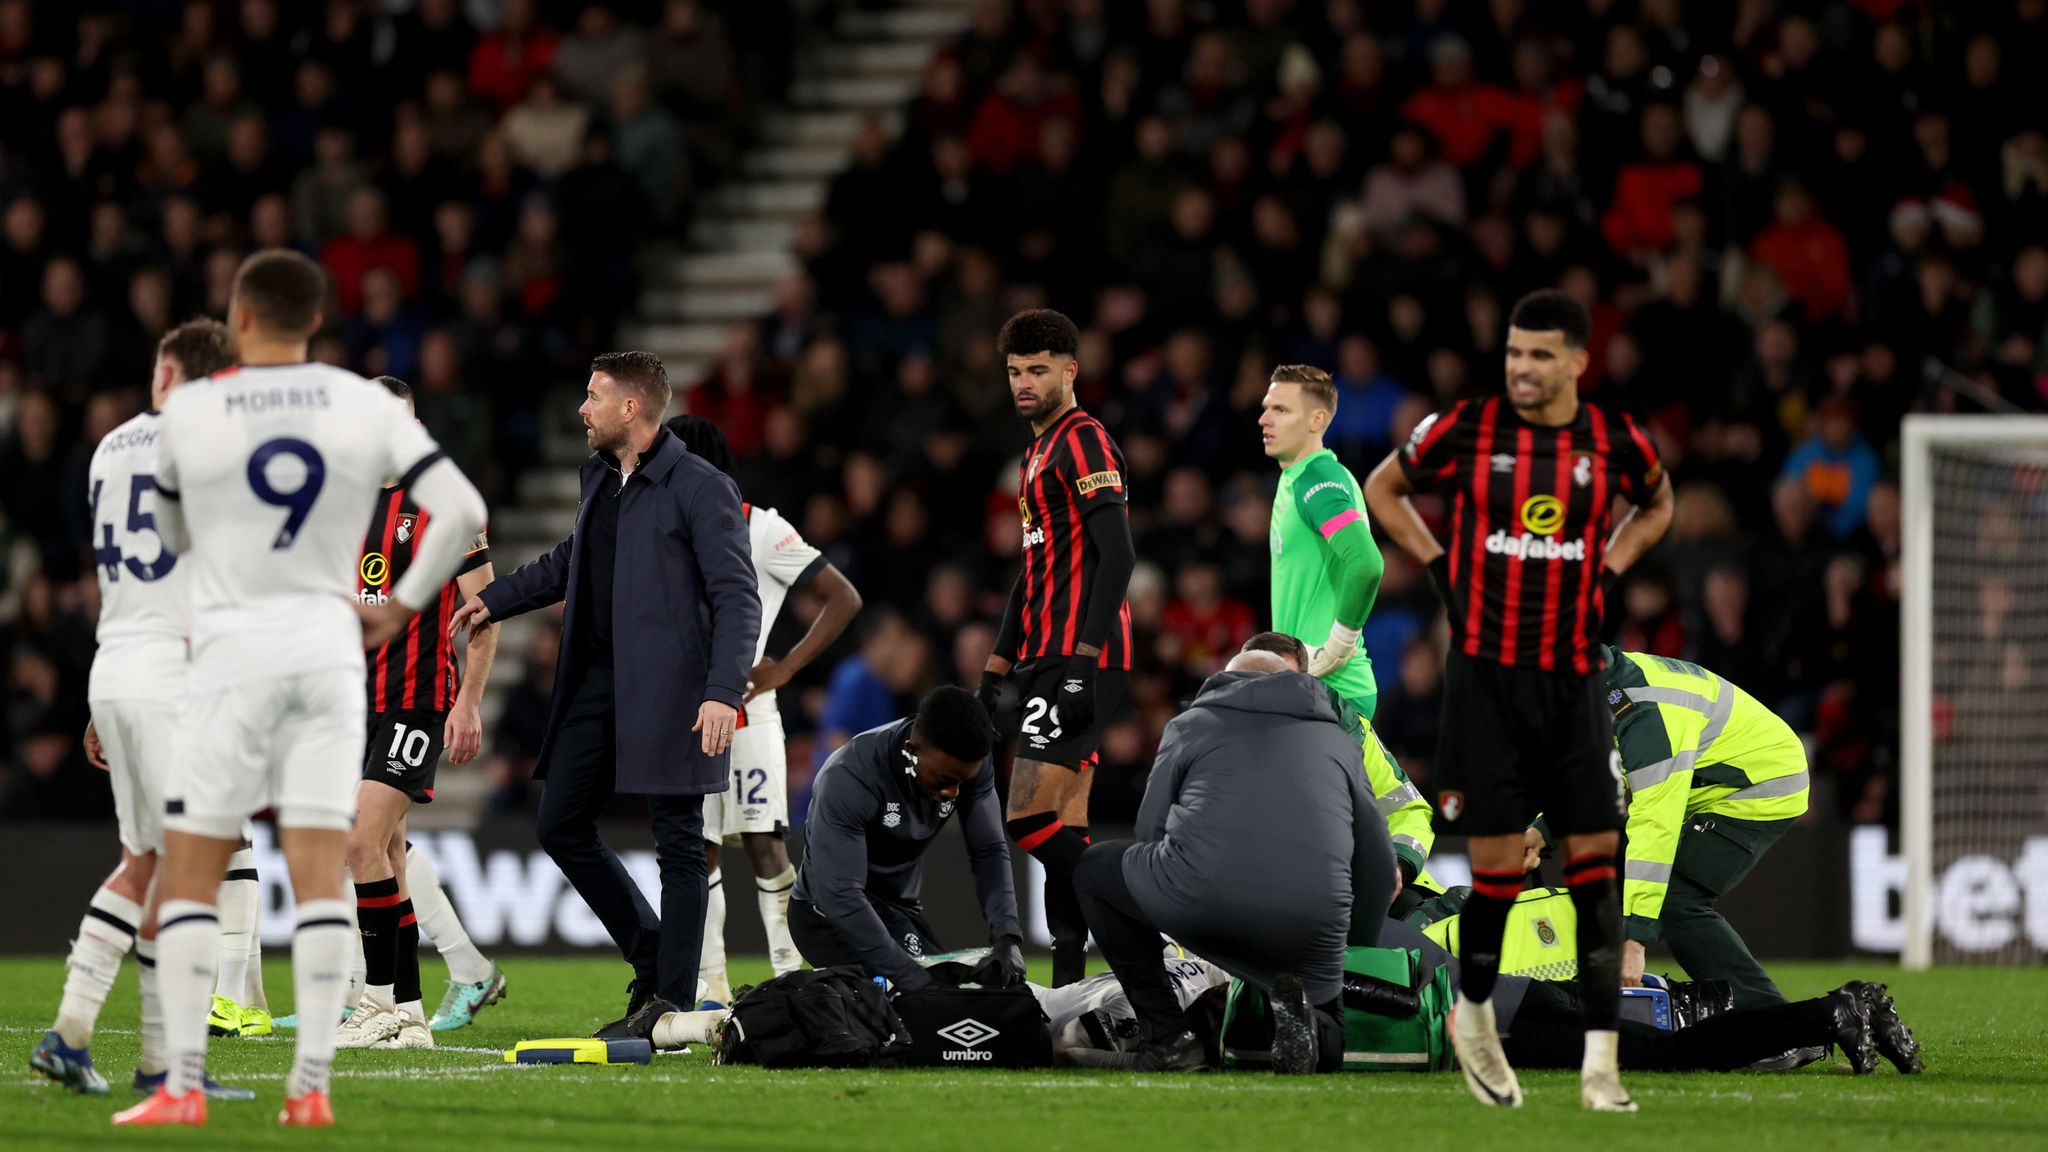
[1900,415,2048,969]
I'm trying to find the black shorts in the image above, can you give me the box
[1011,659,1129,771]
[362,710,445,804]
[1431,650,1623,838]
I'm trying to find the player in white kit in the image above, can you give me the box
[30,321,254,1101]
[114,251,486,1129]
[665,416,863,1004]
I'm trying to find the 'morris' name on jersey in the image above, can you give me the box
[158,363,447,683]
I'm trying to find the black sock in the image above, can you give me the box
[395,899,422,1007]
[1565,851,1622,1032]
[1008,813,1090,984]
[355,877,401,994]
[1458,868,1524,1005]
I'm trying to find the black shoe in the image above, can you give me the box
[1824,989,1878,1074]
[1270,974,1317,1075]
[1853,982,1924,1074]
[596,995,680,1041]
[1132,1030,1207,1072]
[1750,1046,1828,1071]
[594,978,657,1038]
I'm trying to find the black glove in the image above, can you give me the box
[1058,655,1098,733]
[975,670,1006,730]
[969,937,1028,989]
[1425,554,1454,608]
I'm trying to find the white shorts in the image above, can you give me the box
[703,711,788,843]
[163,665,365,839]
[92,696,178,855]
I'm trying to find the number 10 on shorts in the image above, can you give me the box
[387,723,431,769]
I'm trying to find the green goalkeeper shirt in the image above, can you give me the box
[1270,448,1383,709]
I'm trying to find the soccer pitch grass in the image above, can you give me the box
[5,957,2046,1151]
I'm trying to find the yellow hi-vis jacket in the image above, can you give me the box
[1327,689,1436,881]
[1602,646,1809,944]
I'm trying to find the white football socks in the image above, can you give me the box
[757,865,798,976]
[405,842,494,985]
[1583,1029,1620,1076]
[214,852,259,1004]
[699,868,730,1005]
[651,1008,725,1050]
[155,899,219,1097]
[289,899,353,1098]
[54,887,140,1047]
[136,936,165,1075]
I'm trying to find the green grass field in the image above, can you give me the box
[5,956,2046,1151]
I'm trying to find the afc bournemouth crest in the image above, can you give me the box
[395,514,417,543]
[1437,790,1464,822]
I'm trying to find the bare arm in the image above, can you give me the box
[445,562,500,765]
[746,562,862,704]
[1363,451,1444,564]
[1602,473,1675,576]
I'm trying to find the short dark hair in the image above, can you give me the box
[913,686,995,764]
[996,309,1080,359]
[1508,289,1590,349]
[1269,364,1337,414]
[591,350,671,420]
[157,318,234,380]
[374,375,412,400]
[665,413,735,475]
[1241,631,1310,671]
[232,249,327,336]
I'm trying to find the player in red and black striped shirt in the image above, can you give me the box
[976,309,1136,988]
[1366,291,1673,1111]
[340,377,501,1047]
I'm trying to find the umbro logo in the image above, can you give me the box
[1491,454,1517,473]
[386,760,404,774]
[1062,680,1084,694]
[937,1018,998,1048]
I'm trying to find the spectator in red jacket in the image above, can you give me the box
[322,186,421,316]
[1602,102,1703,262]
[1751,179,1852,323]
[468,0,559,111]
[1398,36,1518,169]
[966,51,1082,175]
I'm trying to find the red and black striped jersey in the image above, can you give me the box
[1015,407,1133,669]
[360,486,491,712]
[1399,397,1663,674]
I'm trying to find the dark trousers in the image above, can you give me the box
[1502,978,1837,1071]
[1076,841,1345,1067]
[1662,814,1791,1009]
[1072,841,1194,1041]
[787,896,943,974]
[536,661,708,1008]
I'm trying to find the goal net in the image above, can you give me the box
[1900,415,2048,967]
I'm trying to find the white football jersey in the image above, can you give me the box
[1035,955,1229,1042]
[86,411,191,703]
[157,363,443,683]
[743,502,824,721]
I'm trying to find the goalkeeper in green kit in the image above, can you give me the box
[1258,368,1434,889]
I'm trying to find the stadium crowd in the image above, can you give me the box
[6,0,2046,832]
[0,0,790,818]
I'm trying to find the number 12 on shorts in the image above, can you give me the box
[733,767,769,805]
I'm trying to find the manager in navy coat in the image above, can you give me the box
[451,351,761,1031]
